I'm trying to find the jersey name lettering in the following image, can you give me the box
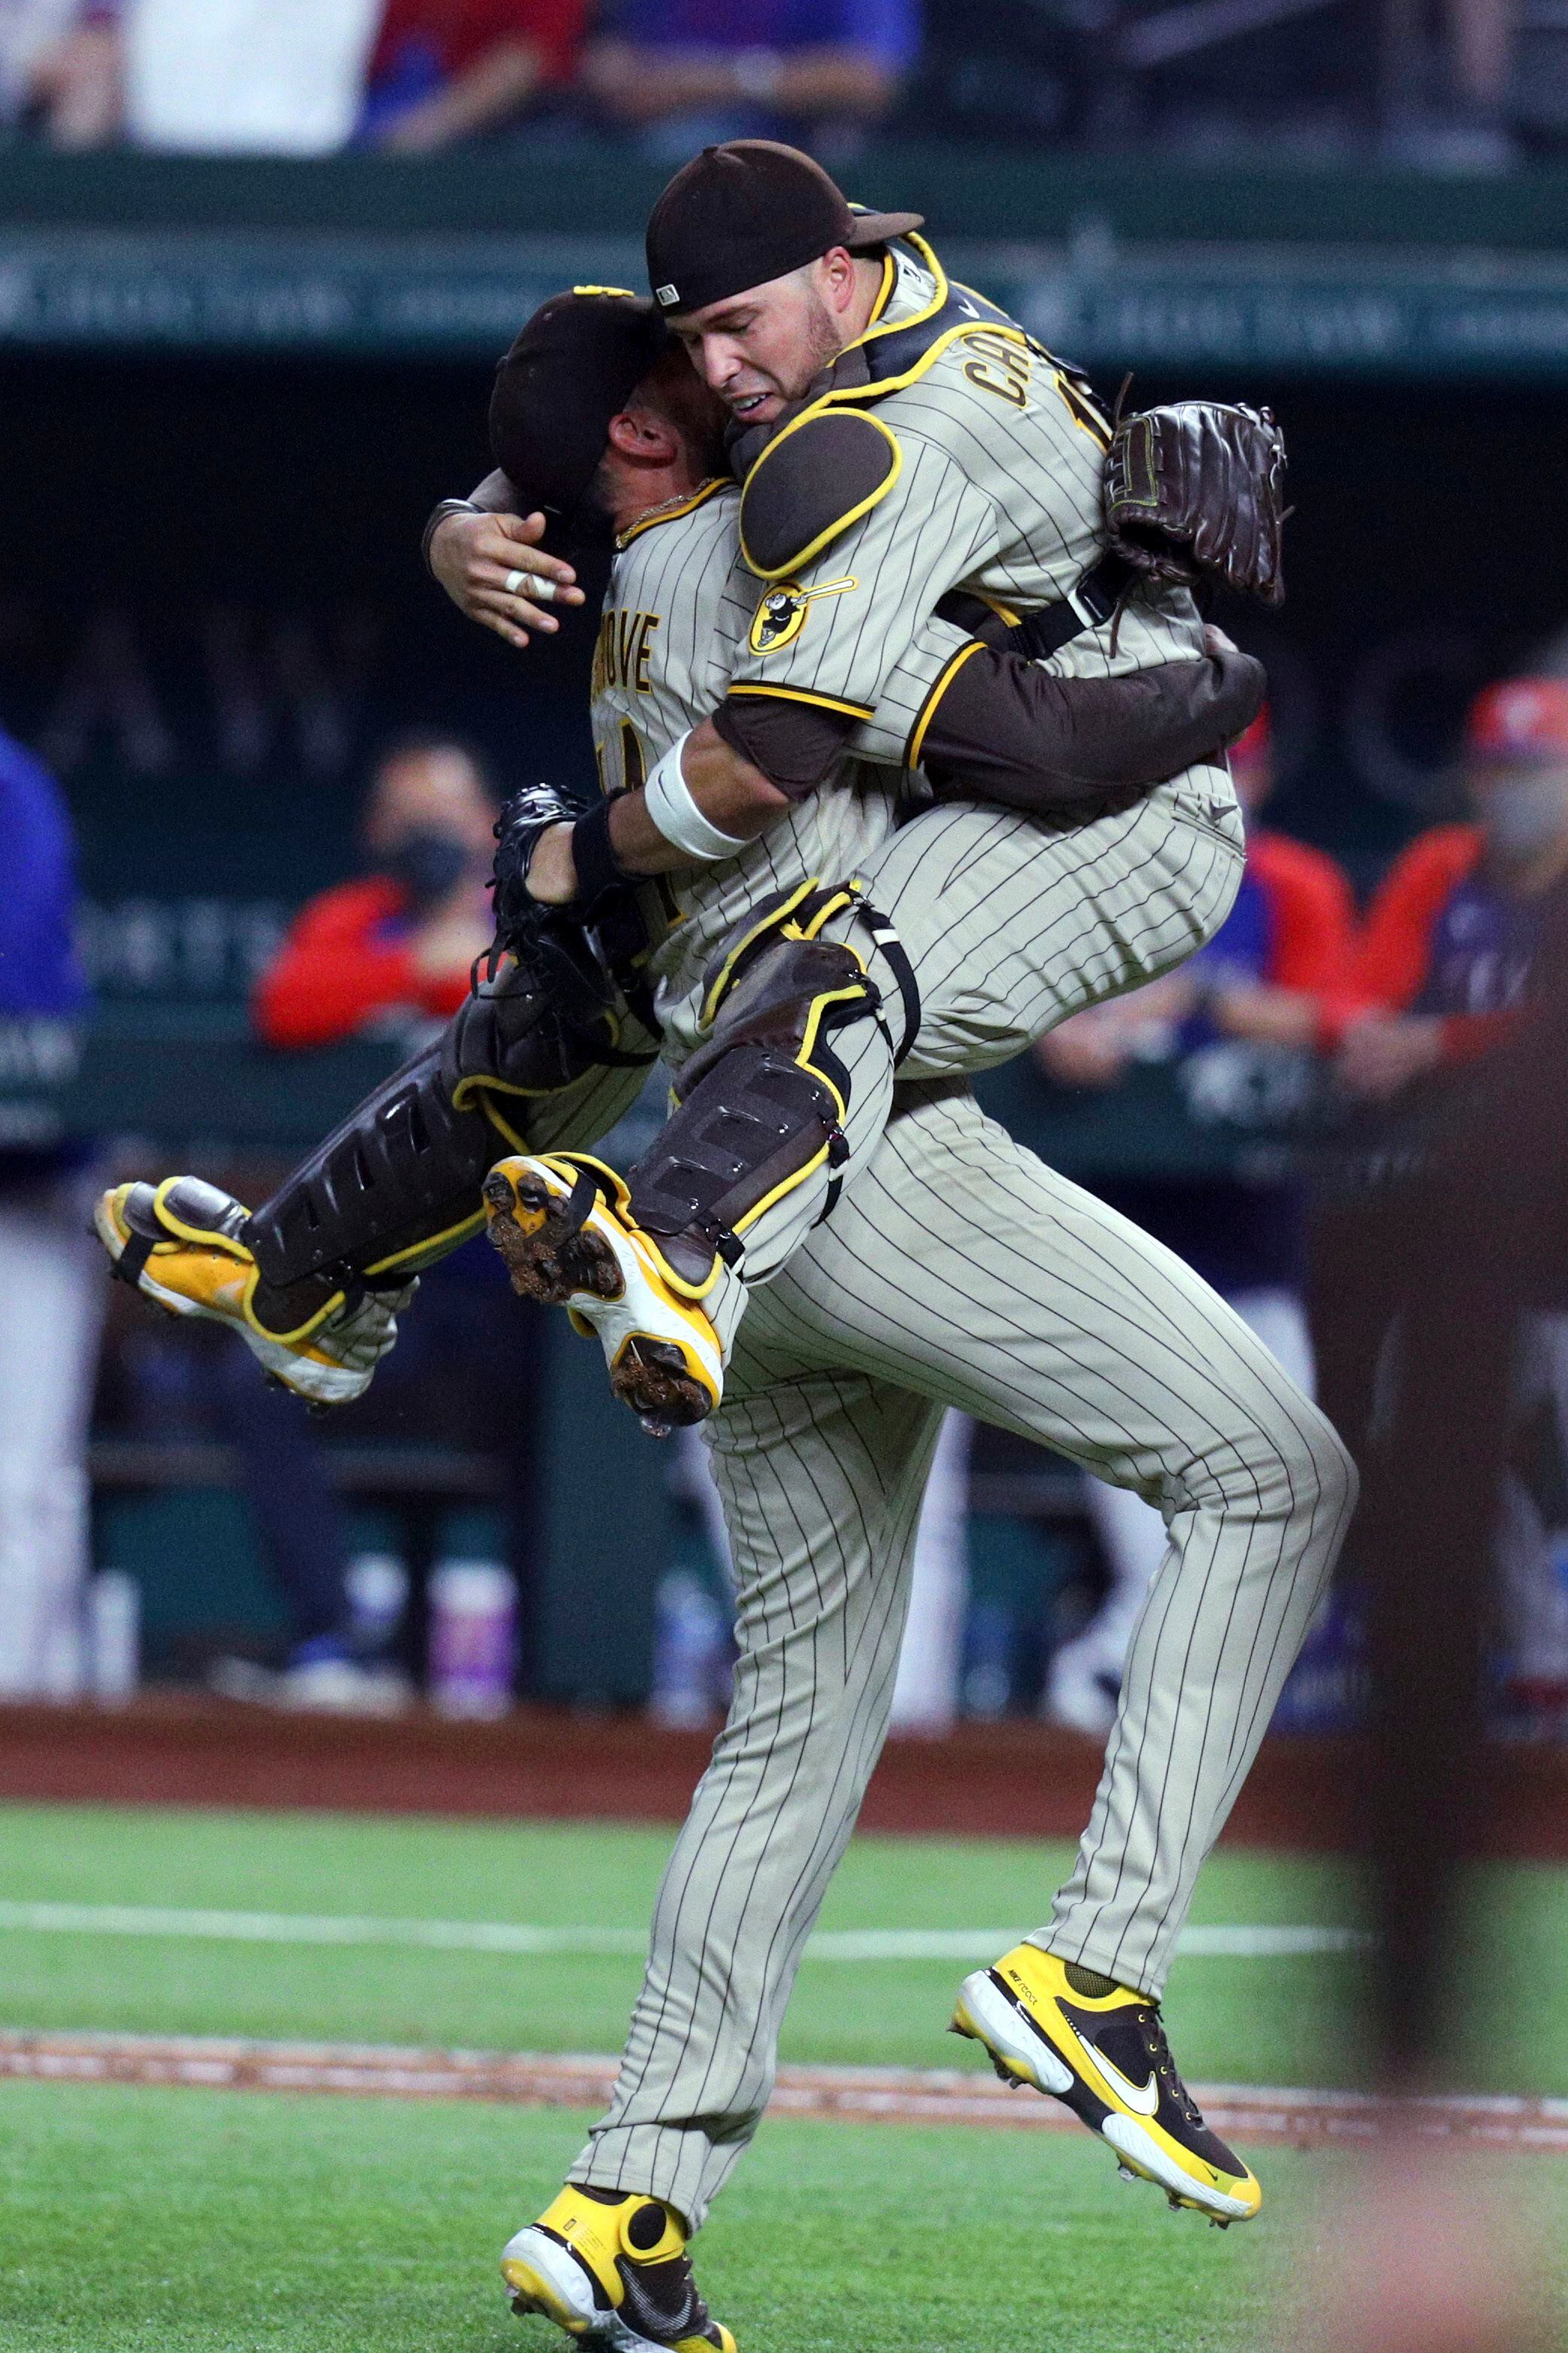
[961,329,1033,411]
[593,608,662,699]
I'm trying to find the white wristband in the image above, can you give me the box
[643,731,749,864]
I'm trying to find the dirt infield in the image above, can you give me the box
[1,1698,1566,1854]
[3,2027,1565,2154]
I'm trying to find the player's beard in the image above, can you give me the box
[786,282,851,403]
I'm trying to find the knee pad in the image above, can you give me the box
[626,894,888,1289]
[244,1040,499,1324]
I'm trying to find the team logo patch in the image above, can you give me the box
[748,576,857,656]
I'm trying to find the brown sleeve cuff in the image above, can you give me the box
[714,689,860,803]
[915,646,1266,815]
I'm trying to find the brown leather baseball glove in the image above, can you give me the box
[1104,399,1287,606]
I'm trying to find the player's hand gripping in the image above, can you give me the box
[428,509,584,648]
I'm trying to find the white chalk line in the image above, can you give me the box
[0,1900,1369,1963]
[1,2030,1563,2151]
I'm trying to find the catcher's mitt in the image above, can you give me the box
[484,781,657,1066]
[1105,399,1287,606]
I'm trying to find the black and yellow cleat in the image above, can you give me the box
[95,1176,406,1407]
[952,1943,1261,2225]
[500,2185,735,2353]
[483,1154,723,1438]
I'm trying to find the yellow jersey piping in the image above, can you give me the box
[907,639,985,771]
[726,682,875,720]
[616,478,732,551]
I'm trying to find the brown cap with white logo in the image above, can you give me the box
[644,140,924,320]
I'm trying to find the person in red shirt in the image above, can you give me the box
[359,0,587,149]
[254,733,499,1050]
[1035,705,1357,1732]
[1336,676,1568,1101]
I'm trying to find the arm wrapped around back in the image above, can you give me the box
[916,642,1266,814]
[715,641,1265,818]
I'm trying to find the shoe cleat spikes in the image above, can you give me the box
[1117,2166,1139,2185]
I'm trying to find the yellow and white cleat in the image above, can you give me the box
[501,2185,735,2353]
[483,1153,723,1437]
[95,1176,408,1407]
[952,1942,1262,2225]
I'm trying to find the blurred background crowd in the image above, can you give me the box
[0,0,1565,1755]
[0,0,1561,171]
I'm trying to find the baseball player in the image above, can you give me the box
[472,144,1286,1444]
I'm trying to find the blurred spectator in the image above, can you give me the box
[215,734,547,1711]
[0,725,98,1698]
[359,0,587,148]
[1,0,120,144]
[123,0,382,155]
[1381,0,1516,168]
[1333,676,1568,1726]
[1036,709,1355,1732]
[582,0,917,161]
[1336,678,1568,1104]
[254,729,496,1049]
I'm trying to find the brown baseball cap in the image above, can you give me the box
[489,289,670,519]
[645,140,924,319]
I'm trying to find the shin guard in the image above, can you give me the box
[242,1040,499,1336]
[242,953,648,1337]
[625,886,893,1291]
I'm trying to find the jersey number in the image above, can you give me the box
[594,719,647,798]
[1054,369,1112,448]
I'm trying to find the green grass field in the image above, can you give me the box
[2,1802,1566,2350]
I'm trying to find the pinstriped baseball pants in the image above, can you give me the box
[572,1083,1357,2229]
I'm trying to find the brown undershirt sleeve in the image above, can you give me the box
[713,692,859,803]
[914,645,1266,816]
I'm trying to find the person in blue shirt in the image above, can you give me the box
[0,725,98,1698]
[581,0,917,159]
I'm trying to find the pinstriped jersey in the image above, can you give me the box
[592,477,974,1061]
[725,238,1226,773]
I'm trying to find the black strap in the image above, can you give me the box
[857,900,921,1067]
[570,797,632,909]
[936,551,1136,667]
[111,1231,155,1289]
[623,978,664,1046]
[562,1166,608,1236]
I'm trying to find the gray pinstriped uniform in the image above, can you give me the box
[524,249,1356,2228]
[590,254,1250,1313]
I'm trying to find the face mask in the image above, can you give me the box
[1480,773,1568,860]
[382,827,470,912]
